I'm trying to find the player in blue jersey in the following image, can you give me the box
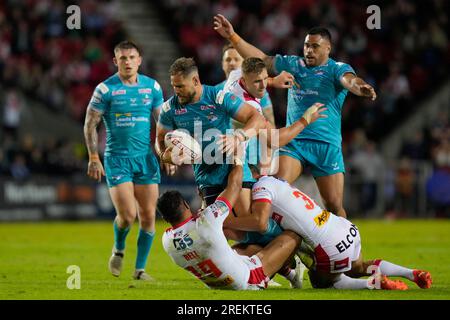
[214,14,377,218]
[156,57,266,222]
[84,41,164,280]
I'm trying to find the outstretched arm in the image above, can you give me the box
[264,103,327,148]
[341,73,377,101]
[214,14,276,74]
[83,108,105,182]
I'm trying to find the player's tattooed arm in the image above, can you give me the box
[341,73,377,101]
[84,108,102,157]
[83,107,105,182]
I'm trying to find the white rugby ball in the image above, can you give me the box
[164,129,202,162]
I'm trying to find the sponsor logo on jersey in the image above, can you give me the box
[142,94,151,105]
[314,210,330,227]
[112,89,126,96]
[115,113,132,118]
[139,88,152,94]
[315,70,324,75]
[200,105,216,110]
[335,224,359,253]
[207,112,218,122]
[175,108,187,115]
[252,187,266,194]
[299,89,319,96]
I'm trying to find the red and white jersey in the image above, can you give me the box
[252,176,362,273]
[252,176,337,248]
[224,69,263,120]
[162,197,268,290]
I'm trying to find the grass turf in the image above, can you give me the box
[0,219,449,300]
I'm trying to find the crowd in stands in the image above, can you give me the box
[0,0,448,216]
[157,0,449,142]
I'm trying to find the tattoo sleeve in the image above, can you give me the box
[83,108,103,156]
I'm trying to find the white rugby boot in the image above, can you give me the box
[108,248,124,277]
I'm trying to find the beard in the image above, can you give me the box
[178,90,196,105]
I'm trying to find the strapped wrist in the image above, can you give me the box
[229,32,241,46]
[299,117,308,127]
[89,154,100,161]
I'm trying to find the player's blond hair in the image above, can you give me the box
[242,57,266,76]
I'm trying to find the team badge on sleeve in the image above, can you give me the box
[97,82,109,94]
[209,201,229,218]
[162,101,171,112]
[215,90,225,105]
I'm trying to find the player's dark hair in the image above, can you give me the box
[222,43,235,55]
[242,57,266,75]
[169,57,198,76]
[307,27,332,42]
[157,190,187,224]
[114,40,141,55]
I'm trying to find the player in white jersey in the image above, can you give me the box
[225,171,432,290]
[158,155,301,290]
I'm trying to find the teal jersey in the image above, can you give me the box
[88,73,164,157]
[275,55,355,148]
[216,80,272,110]
[158,85,254,188]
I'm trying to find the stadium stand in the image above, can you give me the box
[0,0,448,219]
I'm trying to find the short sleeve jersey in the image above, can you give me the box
[274,55,355,148]
[88,73,164,157]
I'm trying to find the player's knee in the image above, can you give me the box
[139,213,155,229]
[116,211,136,226]
[323,196,343,213]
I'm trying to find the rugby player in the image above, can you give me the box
[84,41,163,280]
[214,14,377,218]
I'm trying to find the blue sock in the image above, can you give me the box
[135,229,155,270]
[113,220,130,251]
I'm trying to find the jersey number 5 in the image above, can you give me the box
[293,190,315,210]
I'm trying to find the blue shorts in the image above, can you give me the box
[104,153,160,188]
[278,139,345,177]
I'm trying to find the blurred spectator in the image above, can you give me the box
[10,153,30,181]
[349,141,384,213]
[394,157,417,216]
[2,89,24,140]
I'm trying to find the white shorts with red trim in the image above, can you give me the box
[313,216,362,274]
[238,254,269,290]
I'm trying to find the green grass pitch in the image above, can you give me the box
[1,219,449,300]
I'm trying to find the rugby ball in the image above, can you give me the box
[164,129,202,162]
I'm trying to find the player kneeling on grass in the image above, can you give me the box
[224,169,433,290]
[157,148,302,290]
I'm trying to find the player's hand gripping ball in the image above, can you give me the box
[164,129,202,164]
